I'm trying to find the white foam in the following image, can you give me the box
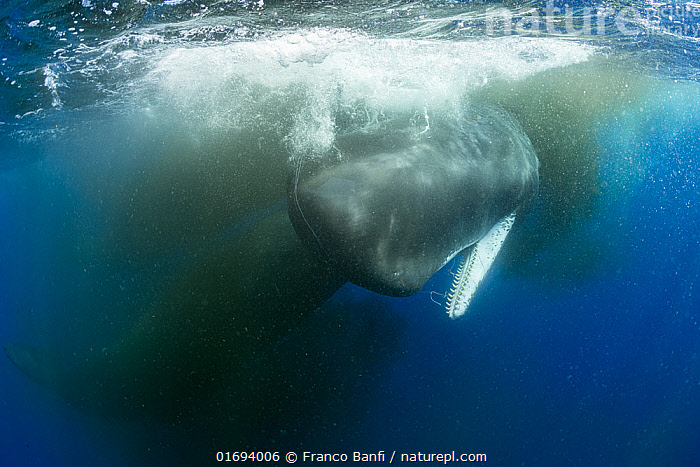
[43,65,63,109]
[151,30,594,108]
[142,29,596,157]
[194,32,576,73]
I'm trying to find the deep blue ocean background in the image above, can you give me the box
[1,1,699,465]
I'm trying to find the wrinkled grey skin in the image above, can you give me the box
[289,104,539,297]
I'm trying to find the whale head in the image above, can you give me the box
[289,104,539,311]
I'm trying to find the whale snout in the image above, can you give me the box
[288,105,539,299]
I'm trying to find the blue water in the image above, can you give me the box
[2,1,700,466]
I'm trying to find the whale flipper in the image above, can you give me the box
[446,212,516,319]
[4,343,62,389]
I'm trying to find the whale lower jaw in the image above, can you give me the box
[446,212,516,319]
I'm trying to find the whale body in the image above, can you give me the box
[289,104,539,317]
[2,25,660,459]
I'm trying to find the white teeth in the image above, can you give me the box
[445,212,516,319]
